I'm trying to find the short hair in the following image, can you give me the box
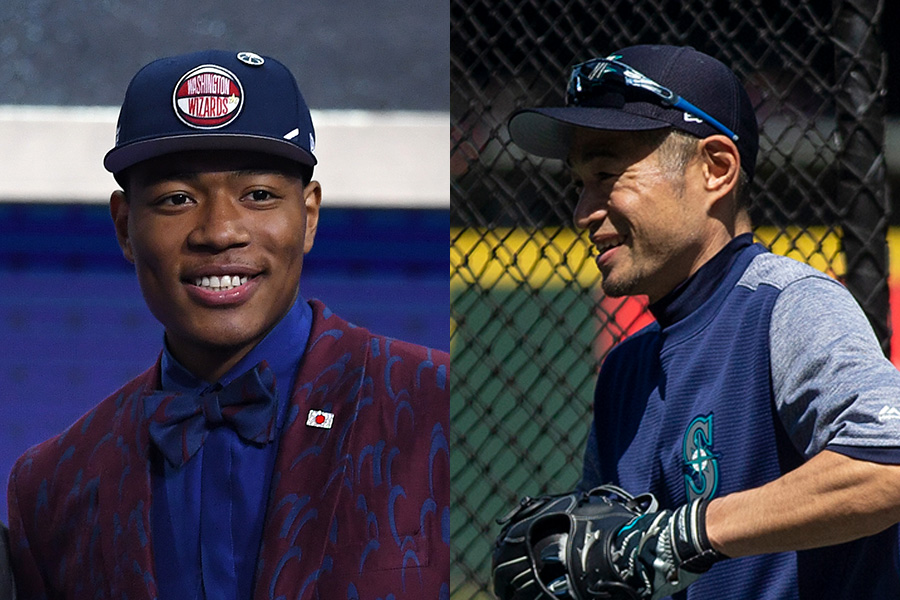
[656,129,751,209]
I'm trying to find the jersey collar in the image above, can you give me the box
[649,233,754,328]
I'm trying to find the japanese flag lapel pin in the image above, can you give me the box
[307,409,334,429]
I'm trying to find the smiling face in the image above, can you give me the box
[569,128,724,304]
[110,150,321,381]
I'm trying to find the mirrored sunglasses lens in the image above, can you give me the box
[567,61,623,105]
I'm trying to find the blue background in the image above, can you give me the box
[0,203,447,520]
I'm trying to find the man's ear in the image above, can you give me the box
[699,136,740,204]
[109,190,135,264]
[303,180,322,254]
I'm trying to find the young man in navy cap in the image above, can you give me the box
[6,50,449,600]
[496,45,900,599]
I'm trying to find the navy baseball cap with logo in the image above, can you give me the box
[508,45,759,181]
[104,49,316,175]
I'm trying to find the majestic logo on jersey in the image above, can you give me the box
[682,414,721,501]
[173,64,244,129]
[878,405,900,422]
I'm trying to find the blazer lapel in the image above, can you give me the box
[97,363,160,600]
[255,301,369,599]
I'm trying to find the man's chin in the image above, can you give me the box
[167,322,267,356]
[194,330,267,354]
[600,277,638,299]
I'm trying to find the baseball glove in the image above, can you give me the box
[491,484,658,600]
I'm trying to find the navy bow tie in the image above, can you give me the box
[144,361,279,467]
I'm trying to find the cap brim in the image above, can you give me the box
[508,107,672,159]
[103,133,317,174]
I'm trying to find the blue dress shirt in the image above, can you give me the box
[150,296,313,599]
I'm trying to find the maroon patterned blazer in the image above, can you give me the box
[8,300,449,599]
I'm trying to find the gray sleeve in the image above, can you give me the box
[771,275,900,460]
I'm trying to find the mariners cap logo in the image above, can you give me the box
[173,64,244,129]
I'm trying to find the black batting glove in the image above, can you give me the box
[611,499,727,600]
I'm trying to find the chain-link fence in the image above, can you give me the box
[450,0,889,598]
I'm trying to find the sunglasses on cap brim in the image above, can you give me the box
[566,57,740,143]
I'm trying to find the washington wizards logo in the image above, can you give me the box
[682,414,721,501]
[173,64,244,129]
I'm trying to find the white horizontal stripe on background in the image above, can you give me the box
[0,106,449,208]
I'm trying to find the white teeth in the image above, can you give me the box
[596,237,625,254]
[192,274,250,291]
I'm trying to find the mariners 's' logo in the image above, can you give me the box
[682,414,721,501]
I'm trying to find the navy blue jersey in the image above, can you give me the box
[581,236,900,599]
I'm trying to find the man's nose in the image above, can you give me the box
[573,187,608,231]
[187,195,251,251]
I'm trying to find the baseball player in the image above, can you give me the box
[492,44,900,599]
[6,50,449,600]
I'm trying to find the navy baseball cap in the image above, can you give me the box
[508,45,759,181]
[104,49,317,175]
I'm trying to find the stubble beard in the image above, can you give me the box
[599,267,643,299]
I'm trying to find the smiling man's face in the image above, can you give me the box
[569,128,714,304]
[110,150,320,381]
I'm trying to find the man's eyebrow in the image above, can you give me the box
[140,168,294,185]
[135,170,198,186]
[228,169,296,178]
